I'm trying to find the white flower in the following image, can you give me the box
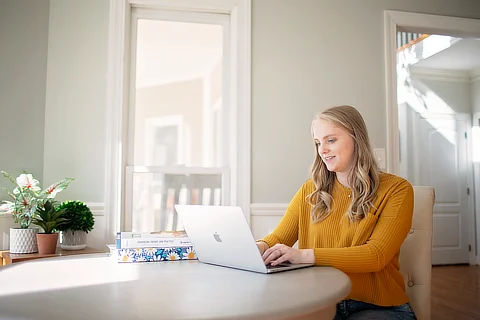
[119,249,135,262]
[15,174,41,192]
[0,202,14,214]
[182,247,196,260]
[144,248,156,256]
[153,254,164,261]
[166,252,180,261]
[1,171,74,229]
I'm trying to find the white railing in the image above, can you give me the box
[397,32,429,52]
[124,166,230,232]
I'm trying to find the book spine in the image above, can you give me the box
[116,231,186,239]
[116,238,192,249]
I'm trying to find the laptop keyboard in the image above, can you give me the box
[266,262,292,269]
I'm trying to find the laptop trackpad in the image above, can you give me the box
[266,262,292,269]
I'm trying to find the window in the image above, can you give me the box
[106,0,250,239]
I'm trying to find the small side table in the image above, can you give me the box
[0,247,107,266]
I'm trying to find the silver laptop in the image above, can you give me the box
[174,204,314,274]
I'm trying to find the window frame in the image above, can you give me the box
[105,0,251,242]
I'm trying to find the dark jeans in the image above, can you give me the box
[333,299,417,320]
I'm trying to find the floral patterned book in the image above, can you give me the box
[116,246,197,263]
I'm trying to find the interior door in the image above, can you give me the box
[401,109,471,265]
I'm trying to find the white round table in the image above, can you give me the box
[0,254,351,320]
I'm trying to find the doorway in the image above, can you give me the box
[384,11,480,265]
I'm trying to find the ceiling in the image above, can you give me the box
[412,38,480,71]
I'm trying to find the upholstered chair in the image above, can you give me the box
[399,186,435,320]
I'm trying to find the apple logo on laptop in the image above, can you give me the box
[213,232,222,243]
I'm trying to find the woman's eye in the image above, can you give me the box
[327,139,335,144]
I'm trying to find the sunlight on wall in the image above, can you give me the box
[422,35,459,60]
[397,75,456,145]
[397,34,459,145]
[397,35,460,68]
[423,91,456,114]
[396,34,461,135]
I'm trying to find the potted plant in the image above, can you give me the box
[32,200,70,254]
[57,200,95,250]
[0,171,73,253]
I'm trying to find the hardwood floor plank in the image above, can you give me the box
[431,265,480,320]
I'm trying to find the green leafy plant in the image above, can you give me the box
[32,200,70,234]
[0,171,74,228]
[57,200,95,233]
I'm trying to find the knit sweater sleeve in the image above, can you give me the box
[314,180,414,273]
[259,183,306,248]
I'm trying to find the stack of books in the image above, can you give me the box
[114,230,197,263]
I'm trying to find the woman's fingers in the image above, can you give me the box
[262,244,282,257]
[262,249,279,265]
[263,244,289,265]
[271,253,289,266]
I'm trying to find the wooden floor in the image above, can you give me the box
[431,265,480,320]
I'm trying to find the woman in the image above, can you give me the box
[257,105,416,319]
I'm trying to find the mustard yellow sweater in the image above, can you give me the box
[261,172,414,306]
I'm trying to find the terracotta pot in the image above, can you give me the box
[36,233,59,255]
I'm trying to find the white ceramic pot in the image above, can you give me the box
[10,227,39,253]
[60,230,87,250]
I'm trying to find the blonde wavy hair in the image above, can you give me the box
[307,105,380,223]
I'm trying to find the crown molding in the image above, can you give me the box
[409,67,471,82]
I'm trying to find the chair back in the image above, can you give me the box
[399,186,435,320]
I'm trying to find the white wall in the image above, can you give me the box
[3,0,480,250]
[0,0,109,250]
[0,0,50,248]
[251,0,480,204]
[250,0,480,245]
[41,0,109,249]
[0,0,49,196]
[43,0,108,203]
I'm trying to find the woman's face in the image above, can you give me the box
[312,118,355,175]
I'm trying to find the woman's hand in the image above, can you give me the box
[256,241,269,255]
[262,244,315,266]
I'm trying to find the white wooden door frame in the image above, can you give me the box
[105,0,251,244]
[384,10,480,265]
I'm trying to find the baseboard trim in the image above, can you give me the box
[471,68,480,82]
[85,203,105,216]
[250,203,288,216]
[0,203,104,218]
